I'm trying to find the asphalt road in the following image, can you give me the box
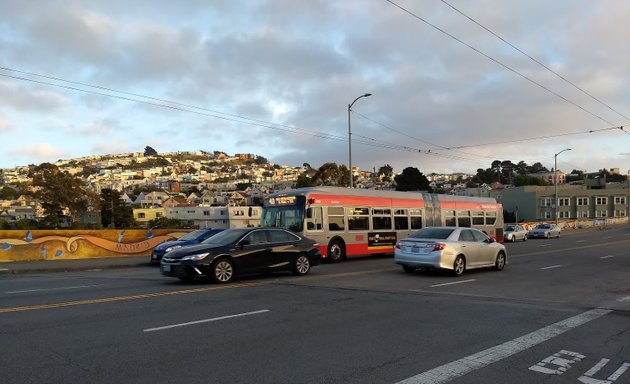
[1,226,629,384]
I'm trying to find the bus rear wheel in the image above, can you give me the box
[327,240,345,263]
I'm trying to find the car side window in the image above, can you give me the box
[471,230,488,242]
[244,230,268,245]
[268,230,293,243]
[459,230,475,242]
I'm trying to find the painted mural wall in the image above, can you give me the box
[0,229,189,262]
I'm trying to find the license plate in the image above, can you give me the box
[411,246,420,253]
[162,265,171,272]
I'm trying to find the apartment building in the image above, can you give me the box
[497,184,629,222]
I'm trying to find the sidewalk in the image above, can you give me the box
[0,256,151,275]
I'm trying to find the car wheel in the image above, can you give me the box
[292,254,311,276]
[493,252,506,271]
[327,240,345,263]
[210,258,234,283]
[402,265,416,273]
[557,232,560,238]
[452,255,466,277]
[545,233,550,239]
[523,235,527,242]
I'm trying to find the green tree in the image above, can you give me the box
[377,164,394,181]
[311,163,349,186]
[514,174,549,186]
[30,163,98,228]
[148,217,183,228]
[144,146,158,156]
[394,167,430,191]
[295,173,314,188]
[100,189,135,228]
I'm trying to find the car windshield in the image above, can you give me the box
[202,228,250,245]
[177,230,206,241]
[505,226,515,231]
[409,227,455,239]
[535,224,551,229]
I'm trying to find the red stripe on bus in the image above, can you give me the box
[308,194,424,208]
[439,201,501,210]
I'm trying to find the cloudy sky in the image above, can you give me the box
[1,0,629,175]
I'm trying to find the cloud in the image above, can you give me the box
[9,144,65,163]
[0,117,13,132]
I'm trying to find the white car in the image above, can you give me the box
[528,223,561,239]
[394,227,507,277]
[504,224,528,242]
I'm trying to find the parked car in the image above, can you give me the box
[160,227,321,283]
[150,228,225,264]
[504,224,528,242]
[394,227,506,277]
[528,223,561,239]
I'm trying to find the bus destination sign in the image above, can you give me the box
[268,196,297,206]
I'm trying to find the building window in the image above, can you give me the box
[540,198,553,207]
[614,210,627,217]
[544,211,552,219]
[595,197,608,205]
[596,210,607,217]
[558,198,570,207]
[576,197,589,206]
[138,213,146,218]
[203,210,210,216]
[156,212,162,218]
[577,211,589,218]
[559,211,570,218]
[614,196,626,205]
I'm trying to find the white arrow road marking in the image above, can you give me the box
[395,308,611,384]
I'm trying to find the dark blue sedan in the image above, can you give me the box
[150,228,224,264]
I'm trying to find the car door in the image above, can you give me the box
[266,229,298,269]
[233,230,273,273]
[458,229,480,267]
[471,229,495,266]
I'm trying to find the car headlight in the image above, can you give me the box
[182,253,210,261]
[165,245,182,253]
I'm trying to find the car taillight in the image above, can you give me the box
[432,243,446,251]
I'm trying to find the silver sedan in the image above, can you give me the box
[394,227,507,277]
[528,223,561,239]
[504,224,528,242]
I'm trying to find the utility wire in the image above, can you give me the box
[439,0,630,124]
[385,0,618,127]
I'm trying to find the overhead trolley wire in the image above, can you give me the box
[385,0,618,127]
[439,0,630,124]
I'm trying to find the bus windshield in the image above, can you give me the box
[261,205,304,232]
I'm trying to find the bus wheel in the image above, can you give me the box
[327,240,345,263]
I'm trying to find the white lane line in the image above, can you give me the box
[603,236,612,240]
[539,244,552,247]
[617,295,630,303]
[541,265,563,270]
[143,309,270,332]
[430,279,476,288]
[576,240,587,243]
[396,308,611,384]
[600,255,615,259]
[5,284,103,294]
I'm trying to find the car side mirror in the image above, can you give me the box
[239,239,250,247]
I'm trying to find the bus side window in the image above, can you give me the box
[306,207,323,232]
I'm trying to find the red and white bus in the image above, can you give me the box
[261,186,504,262]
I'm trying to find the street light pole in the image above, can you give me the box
[348,93,372,188]
[627,170,629,224]
[554,148,571,225]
